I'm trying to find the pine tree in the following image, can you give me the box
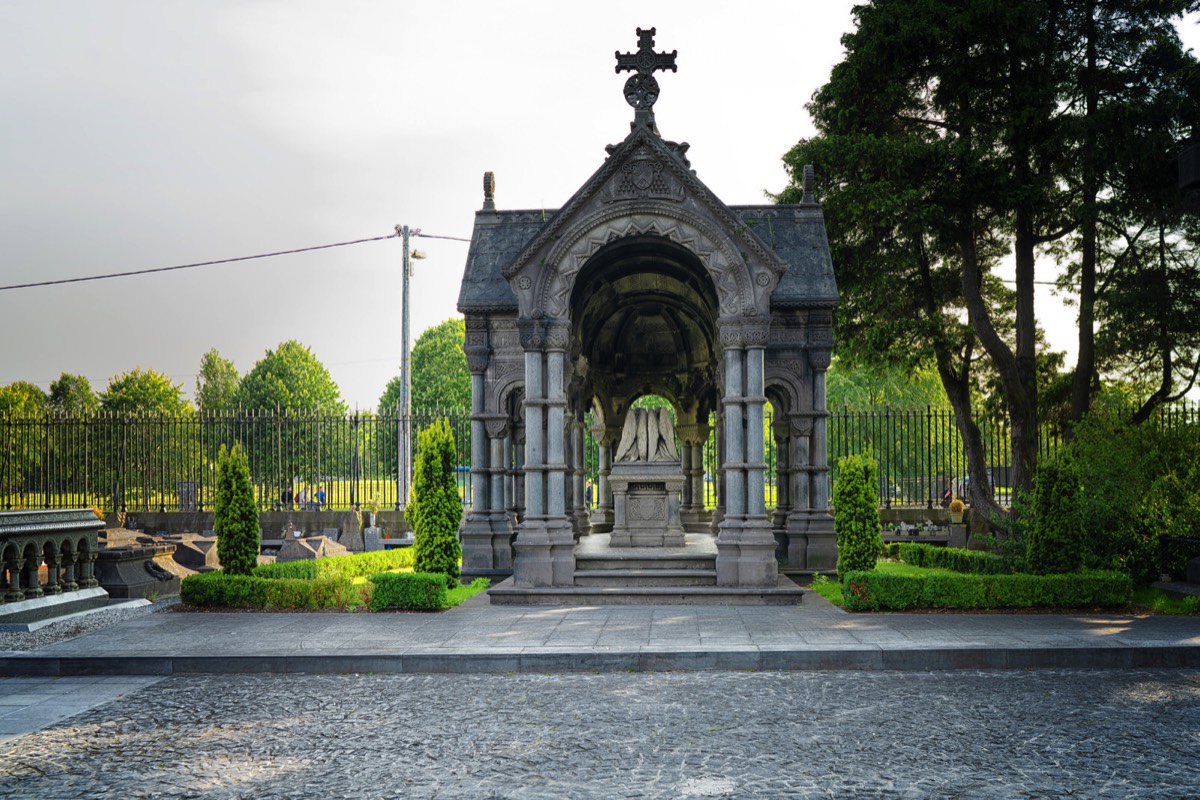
[408,418,463,586]
[1027,455,1083,575]
[833,454,883,579]
[214,444,260,575]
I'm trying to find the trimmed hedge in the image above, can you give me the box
[181,571,371,610]
[841,568,1132,611]
[369,572,449,611]
[896,543,1016,575]
[252,548,414,581]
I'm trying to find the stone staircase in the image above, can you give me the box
[487,533,804,605]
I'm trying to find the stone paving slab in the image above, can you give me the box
[0,596,1198,675]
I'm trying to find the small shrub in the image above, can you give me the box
[841,568,1131,611]
[265,578,318,610]
[181,572,267,609]
[213,444,260,576]
[833,454,883,579]
[408,418,463,586]
[369,571,449,611]
[254,561,319,580]
[1027,455,1083,575]
[896,543,1015,575]
[252,549,413,581]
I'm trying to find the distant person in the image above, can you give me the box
[941,481,953,508]
[297,486,309,510]
[316,485,326,509]
[585,479,594,509]
[281,483,294,509]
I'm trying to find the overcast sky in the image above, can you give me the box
[2,2,1197,409]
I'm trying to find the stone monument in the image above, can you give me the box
[608,408,685,547]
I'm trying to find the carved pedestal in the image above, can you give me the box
[609,462,685,548]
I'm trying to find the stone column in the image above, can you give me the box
[62,551,78,592]
[715,320,778,587]
[772,417,791,560]
[570,418,587,537]
[80,549,98,589]
[21,550,43,599]
[43,550,62,595]
[803,345,837,570]
[589,421,616,534]
[512,318,575,587]
[5,555,25,602]
[677,422,710,533]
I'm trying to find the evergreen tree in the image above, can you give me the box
[408,418,463,586]
[1027,454,1084,575]
[833,454,883,579]
[214,444,260,576]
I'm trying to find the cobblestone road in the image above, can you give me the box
[1,669,1197,799]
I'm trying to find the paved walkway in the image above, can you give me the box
[2,590,1199,676]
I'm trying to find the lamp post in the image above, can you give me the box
[396,224,426,509]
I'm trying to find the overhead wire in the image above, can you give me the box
[0,228,472,291]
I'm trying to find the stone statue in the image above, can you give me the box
[614,407,679,463]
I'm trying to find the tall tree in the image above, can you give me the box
[782,0,1198,510]
[378,318,470,413]
[48,373,98,415]
[195,349,240,414]
[99,369,190,413]
[236,340,346,414]
[0,381,49,415]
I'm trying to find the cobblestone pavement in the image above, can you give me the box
[1,669,1197,799]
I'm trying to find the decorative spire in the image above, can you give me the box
[802,164,815,205]
[615,27,677,130]
[482,171,496,211]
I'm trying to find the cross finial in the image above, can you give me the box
[615,27,677,128]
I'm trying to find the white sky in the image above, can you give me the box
[2,1,1197,409]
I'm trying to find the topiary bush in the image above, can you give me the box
[1026,454,1083,575]
[214,443,260,576]
[833,454,883,579]
[408,418,463,587]
[368,571,449,611]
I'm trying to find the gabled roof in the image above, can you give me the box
[458,126,838,314]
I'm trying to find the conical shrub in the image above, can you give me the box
[408,418,463,586]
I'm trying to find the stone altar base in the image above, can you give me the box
[609,462,685,548]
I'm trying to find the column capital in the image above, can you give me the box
[808,349,832,371]
[717,317,770,349]
[675,423,711,447]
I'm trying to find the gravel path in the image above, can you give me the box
[1,668,1197,798]
[0,598,179,652]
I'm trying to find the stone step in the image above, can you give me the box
[573,569,717,587]
[487,576,804,606]
[574,555,716,571]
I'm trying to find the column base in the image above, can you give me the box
[512,517,576,587]
[715,516,779,588]
[587,507,614,534]
[797,512,837,571]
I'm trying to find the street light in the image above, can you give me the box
[396,224,426,509]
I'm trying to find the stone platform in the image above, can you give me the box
[487,533,804,605]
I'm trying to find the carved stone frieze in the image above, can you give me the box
[717,318,771,349]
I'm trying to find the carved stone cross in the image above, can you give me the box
[615,27,677,118]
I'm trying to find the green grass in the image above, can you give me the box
[445,578,490,607]
[1131,587,1200,615]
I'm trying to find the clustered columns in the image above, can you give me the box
[588,422,618,534]
[2,541,96,605]
[800,346,837,569]
[676,422,710,531]
[511,318,576,587]
[714,320,778,587]
[459,320,516,578]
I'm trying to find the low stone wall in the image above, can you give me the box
[110,510,410,541]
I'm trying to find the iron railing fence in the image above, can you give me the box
[0,408,471,514]
[3,402,1196,513]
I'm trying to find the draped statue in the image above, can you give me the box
[614,407,679,463]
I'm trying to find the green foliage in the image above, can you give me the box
[896,543,1015,575]
[379,318,470,413]
[180,572,369,610]
[368,571,449,611]
[213,444,260,576]
[826,357,948,408]
[99,368,190,413]
[236,340,347,413]
[842,568,1132,612]
[1063,409,1200,585]
[0,381,49,415]
[195,348,240,413]
[409,418,463,586]
[1026,455,1084,575]
[445,577,490,608]
[48,373,97,414]
[252,547,414,580]
[832,454,882,579]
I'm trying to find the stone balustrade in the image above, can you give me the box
[1,509,102,605]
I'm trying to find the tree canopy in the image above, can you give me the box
[195,348,240,414]
[236,340,346,414]
[781,0,1199,510]
[0,381,49,416]
[99,369,190,414]
[379,318,470,413]
[48,373,98,415]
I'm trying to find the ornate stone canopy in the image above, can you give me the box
[455,29,839,596]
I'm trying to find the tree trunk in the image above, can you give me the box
[1070,2,1098,428]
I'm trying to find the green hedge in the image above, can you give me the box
[181,571,371,610]
[841,569,1132,611]
[369,572,449,611]
[252,548,414,581]
[896,543,1016,575]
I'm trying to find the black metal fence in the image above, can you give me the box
[2,403,1196,513]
